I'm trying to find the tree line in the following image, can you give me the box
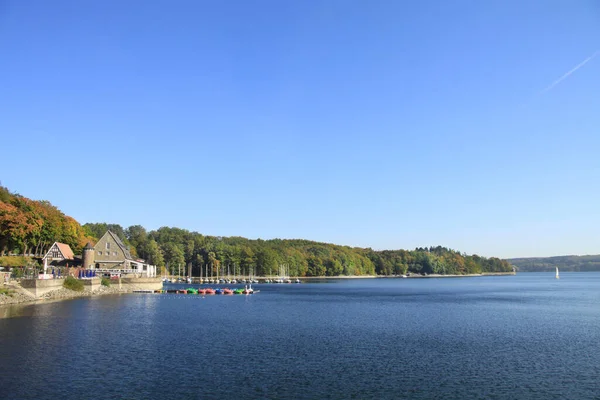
[0,185,514,276]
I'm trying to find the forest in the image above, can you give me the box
[0,185,514,276]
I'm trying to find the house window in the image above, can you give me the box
[113,252,117,256]
[106,242,111,250]
[98,251,102,255]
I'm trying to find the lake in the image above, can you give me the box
[1,273,599,399]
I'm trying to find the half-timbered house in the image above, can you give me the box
[42,242,75,267]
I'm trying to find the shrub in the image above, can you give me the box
[0,287,12,297]
[63,276,84,292]
[101,277,111,287]
[11,267,24,279]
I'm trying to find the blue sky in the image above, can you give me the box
[1,1,598,258]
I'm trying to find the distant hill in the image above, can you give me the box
[509,255,600,272]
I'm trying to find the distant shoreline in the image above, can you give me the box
[278,272,516,279]
[398,272,516,278]
[166,272,518,281]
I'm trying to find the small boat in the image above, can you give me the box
[242,284,254,295]
[215,288,224,295]
[295,279,301,284]
[198,289,207,295]
[556,267,560,279]
[205,288,216,295]
[187,288,198,294]
[223,288,233,295]
[233,288,244,295]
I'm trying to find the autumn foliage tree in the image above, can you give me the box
[0,186,93,256]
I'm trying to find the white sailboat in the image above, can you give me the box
[555,267,559,279]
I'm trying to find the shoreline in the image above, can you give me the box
[1,272,516,307]
[170,271,517,281]
[293,272,516,279]
[380,272,516,278]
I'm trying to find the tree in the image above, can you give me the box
[126,225,147,252]
[161,242,185,276]
[325,258,343,276]
[139,238,164,269]
[207,251,219,278]
[240,246,255,276]
[307,256,326,276]
[255,248,278,277]
[0,199,40,256]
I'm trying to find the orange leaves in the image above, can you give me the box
[0,186,92,254]
[0,201,35,240]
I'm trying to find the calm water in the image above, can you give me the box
[1,273,600,399]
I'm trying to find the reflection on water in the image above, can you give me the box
[0,302,60,319]
[0,296,95,319]
[0,304,31,319]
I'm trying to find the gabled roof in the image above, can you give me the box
[43,242,75,260]
[57,243,75,259]
[105,230,133,260]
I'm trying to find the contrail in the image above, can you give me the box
[540,50,599,94]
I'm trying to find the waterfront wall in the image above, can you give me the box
[19,277,162,298]
[20,278,102,297]
[120,277,163,291]
[82,278,101,292]
[20,278,65,297]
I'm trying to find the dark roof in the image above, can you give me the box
[106,230,133,260]
[84,242,94,249]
